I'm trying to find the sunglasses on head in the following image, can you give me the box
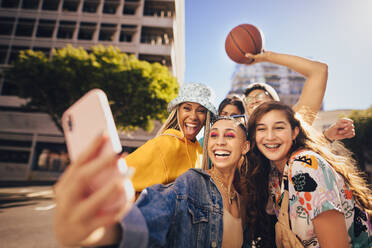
[212,114,247,127]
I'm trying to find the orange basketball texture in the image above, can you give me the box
[225,24,263,64]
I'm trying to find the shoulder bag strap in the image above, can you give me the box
[278,175,291,228]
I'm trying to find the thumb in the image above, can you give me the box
[245,53,254,58]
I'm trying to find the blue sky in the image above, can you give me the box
[184,0,372,111]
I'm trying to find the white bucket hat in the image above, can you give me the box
[167,82,217,115]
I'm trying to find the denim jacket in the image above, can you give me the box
[119,168,244,248]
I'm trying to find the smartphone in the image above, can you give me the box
[62,89,132,211]
[62,89,122,162]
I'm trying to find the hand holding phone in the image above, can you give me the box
[62,89,133,211]
[53,135,134,247]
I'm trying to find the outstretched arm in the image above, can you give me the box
[53,135,134,247]
[246,51,328,124]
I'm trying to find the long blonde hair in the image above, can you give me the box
[156,108,179,137]
[201,111,211,170]
[248,102,372,220]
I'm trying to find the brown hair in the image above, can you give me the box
[239,148,275,247]
[248,101,372,221]
[218,96,245,115]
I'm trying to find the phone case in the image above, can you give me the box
[62,89,122,162]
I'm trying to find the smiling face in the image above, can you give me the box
[178,102,207,141]
[208,119,249,171]
[255,110,299,172]
[245,89,273,115]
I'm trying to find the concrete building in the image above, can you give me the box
[0,0,185,181]
[229,62,314,108]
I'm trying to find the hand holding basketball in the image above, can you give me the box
[225,24,264,64]
[244,50,269,65]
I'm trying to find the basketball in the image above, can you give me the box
[225,24,264,64]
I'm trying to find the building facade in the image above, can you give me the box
[229,62,311,108]
[0,0,185,181]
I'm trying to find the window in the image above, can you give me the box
[99,23,116,41]
[62,0,79,12]
[0,17,15,35]
[33,142,69,171]
[143,1,174,17]
[139,54,171,67]
[123,5,136,15]
[78,22,96,40]
[0,45,9,64]
[82,0,99,13]
[15,18,35,37]
[42,0,60,10]
[57,21,76,39]
[140,27,173,45]
[0,139,32,147]
[103,0,120,14]
[119,24,136,42]
[1,0,20,8]
[119,32,132,42]
[22,0,40,9]
[36,19,55,38]
[0,149,30,164]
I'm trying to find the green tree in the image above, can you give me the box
[342,106,372,173]
[5,45,179,132]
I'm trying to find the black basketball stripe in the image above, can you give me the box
[229,32,254,63]
[239,25,258,54]
[229,32,246,57]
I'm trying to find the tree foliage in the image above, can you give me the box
[5,45,179,132]
[342,106,372,172]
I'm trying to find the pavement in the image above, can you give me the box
[0,185,119,248]
[0,185,62,248]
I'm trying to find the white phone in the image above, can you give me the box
[62,89,123,162]
[62,89,132,211]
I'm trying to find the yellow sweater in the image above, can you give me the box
[125,129,203,192]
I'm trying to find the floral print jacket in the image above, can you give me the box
[269,150,372,247]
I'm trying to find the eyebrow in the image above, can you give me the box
[257,121,287,126]
[210,128,237,132]
[274,121,287,125]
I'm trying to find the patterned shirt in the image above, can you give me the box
[269,150,372,247]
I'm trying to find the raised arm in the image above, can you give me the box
[246,51,328,124]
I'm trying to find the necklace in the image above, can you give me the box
[211,169,237,205]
